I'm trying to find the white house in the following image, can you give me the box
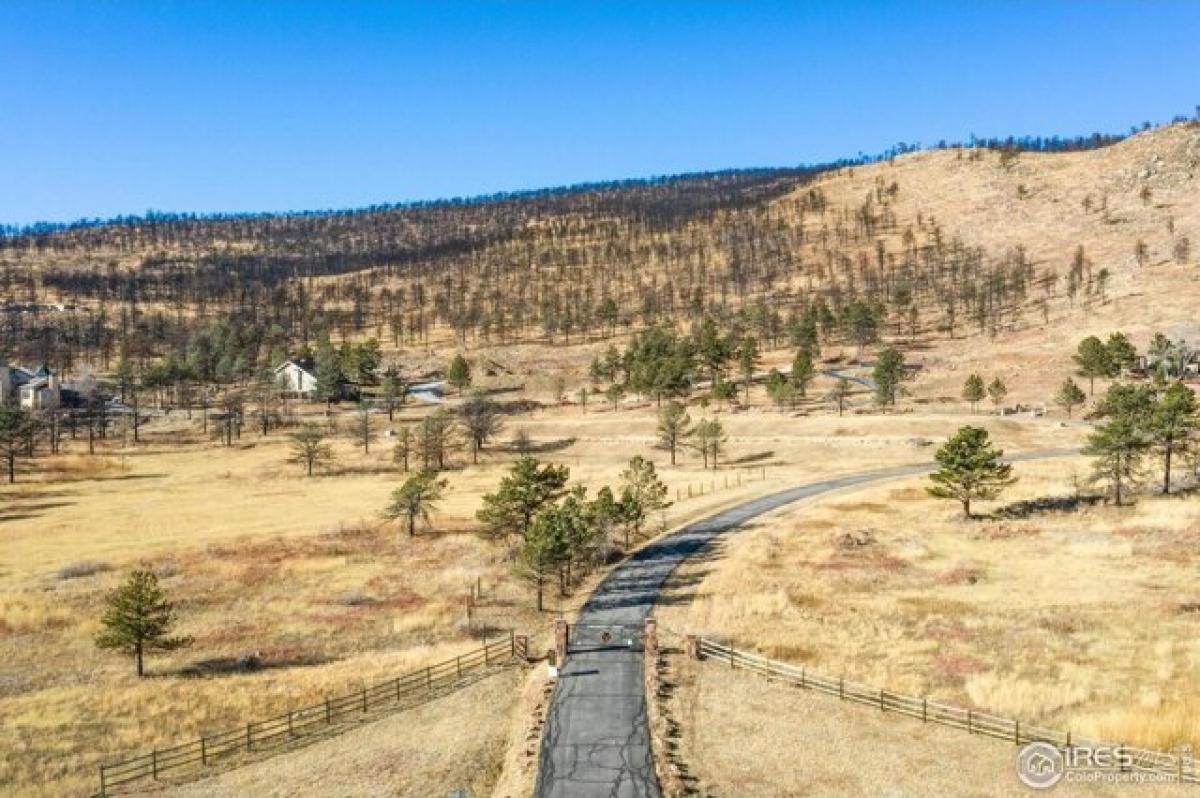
[0,364,61,409]
[273,359,319,396]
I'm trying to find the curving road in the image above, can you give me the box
[533,448,1078,798]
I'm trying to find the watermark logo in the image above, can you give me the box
[1017,742,1064,789]
[1017,742,1192,789]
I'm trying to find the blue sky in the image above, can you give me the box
[2,1,1198,225]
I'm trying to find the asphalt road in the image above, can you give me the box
[533,448,1077,798]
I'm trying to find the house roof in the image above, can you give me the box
[274,359,316,377]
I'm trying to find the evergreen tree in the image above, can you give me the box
[961,373,986,414]
[95,570,190,677]
[1148,382,1197,494]
[446,354,472,394]
[288,423,335,476]
[477,457,570,540]
[459,392,503,464]
[927,426,1016,517]
[1054,378,1086,418]
[314,338,344,404]
[987,377,1008,409]
[1073,335,1113,396]
[790,348,814,397]
[656,400,694,465]
[872,347,905,406]
[691,418,727,469]
[1105,332,1138,375]
[382,468,448,537]
[1085,383,1154,505]
[618,455,671,545]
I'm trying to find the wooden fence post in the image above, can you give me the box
[288,710,294,737]
[426,665,432,691]
[685,635,700,660]
[99,766,106,797]
[325,698,332,724]
[967,710,973,734]
[922,698,928,722]
[457,655,462,679]
[361,687,368,713]
[839,678,844,699]
[879,689,886,712]
[395,676,402,701]
[246,723,253,751]
[800,666,806,688]
[1014,720,1020,745]
[152,749,158,780]
[201,736,207,766]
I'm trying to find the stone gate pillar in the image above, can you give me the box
[553,619,568,666]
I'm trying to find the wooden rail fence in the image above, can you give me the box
[97,634,519,796]
[697,638,1197,784]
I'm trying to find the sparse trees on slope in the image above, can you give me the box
[95,570,190,677]
[382,468,448,537]
[927,426,1016,518]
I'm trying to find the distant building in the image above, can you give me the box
[0,364,61,409]
[273,359,319,396]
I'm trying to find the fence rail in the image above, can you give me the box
[697,638,1197,784]
[98,634,518,796]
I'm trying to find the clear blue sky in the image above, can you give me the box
[2,1,1198,225]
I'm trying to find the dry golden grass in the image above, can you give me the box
[164,666,524,798]
[1,391,1075,796]
[665,651,1195,797]
[659,457,1200,755]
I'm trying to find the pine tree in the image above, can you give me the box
[656,401,693,465]
[1085,383,1154,505]
[1054,378,1086,418]
[1073,335,1113,396]
[618,455,671,545]
[927,426,1016,517]
[95,570,190,677]
[477,457,570,540]
[447,354,472,394]
[288,423,335,476]
[791,348,814,397]
[961,373,986,414]
[382,469,448,537]
[873,347,905,406]
[1148,382,1197,494]
[987,377,1008,409]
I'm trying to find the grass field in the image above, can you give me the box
[0,380,1085,796]
[658,456,1200,755]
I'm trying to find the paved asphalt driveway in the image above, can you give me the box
[533,449,1077,798]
